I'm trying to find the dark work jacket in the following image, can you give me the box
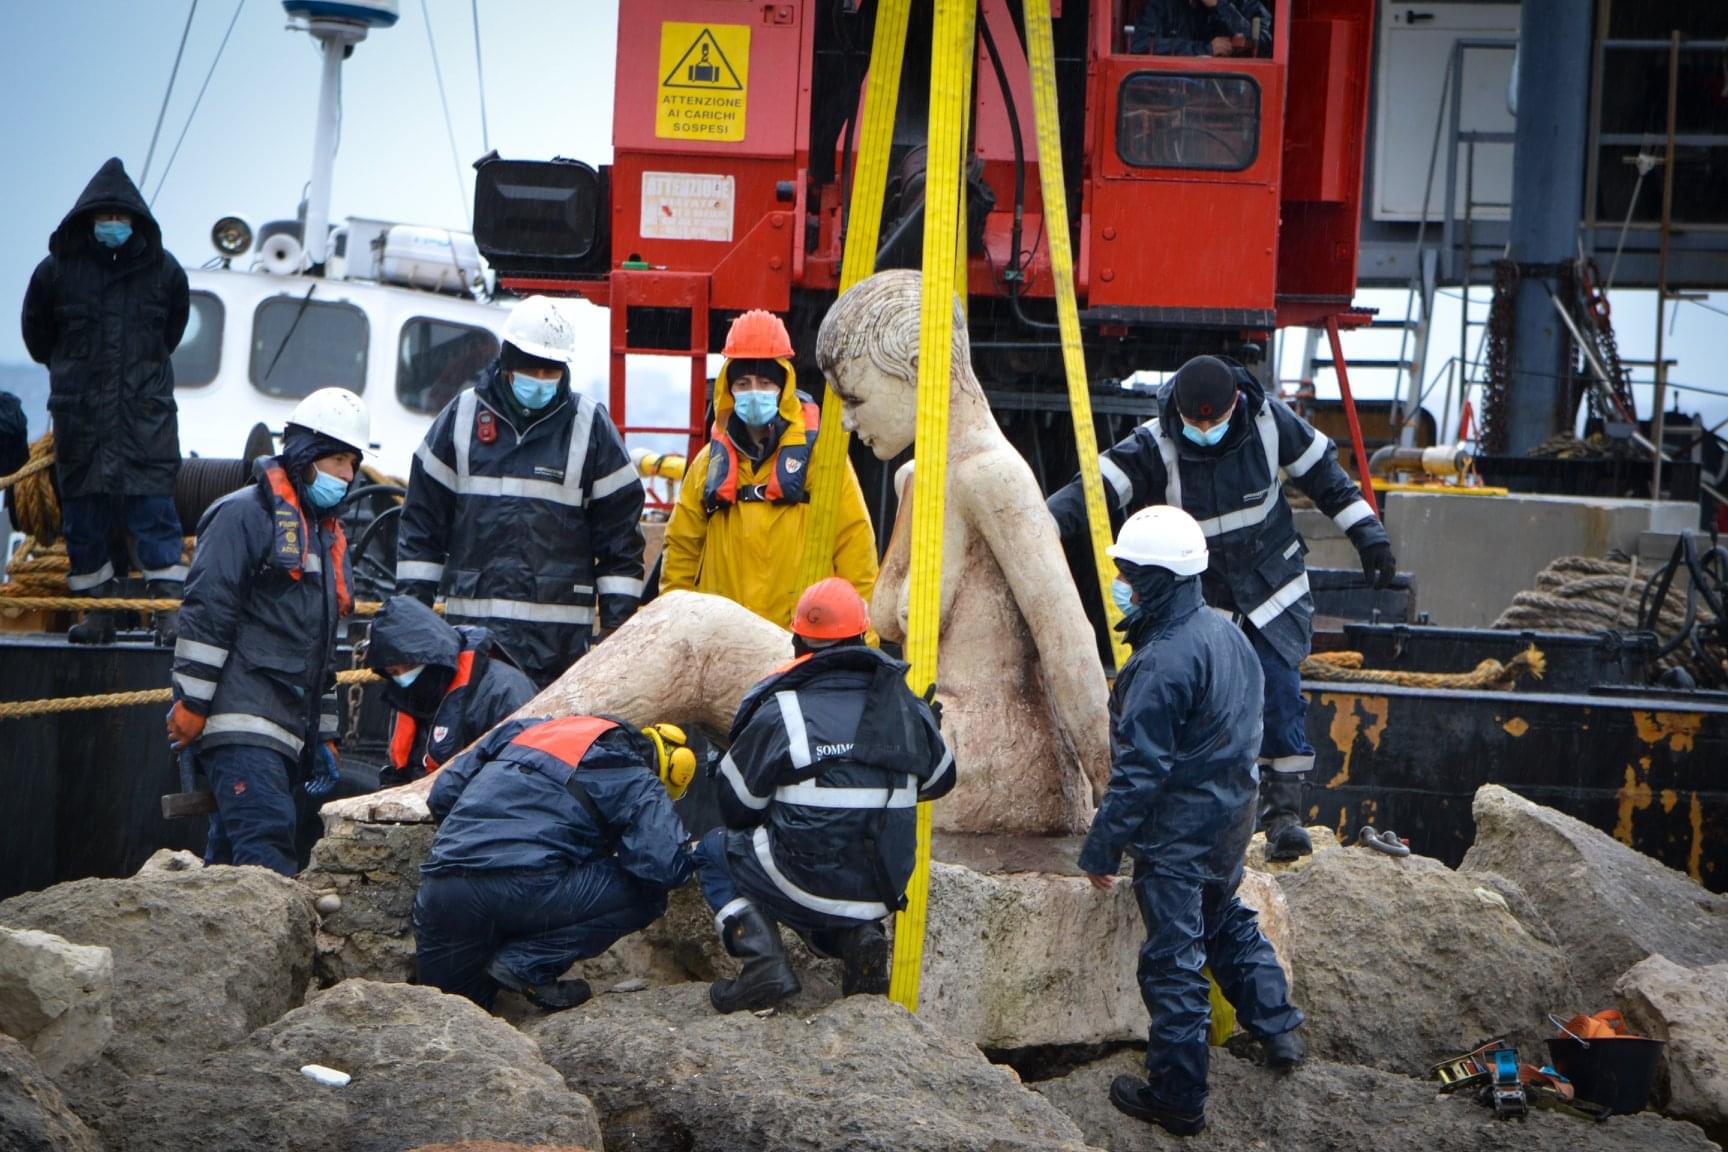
[715,646,954,927]
[1130,0,1271,55]
[20,158,189,499]
[424,716,694,888]
[1048,366,1389,668]
[396,364,646,688]
[1078,579,1264,882]
[171,455,349,763]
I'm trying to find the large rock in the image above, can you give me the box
[1462,784,1728,1006]
[299,817,436,985]
[1617,954,1728,1135]
[1033,1047,1720,1152]
[1244,825,1341,874]
[105,981,602,1152]
[0,865,317,1076]
[0,927,112,1076]
[531,983,1098,1152]
[1278,845,1578,1075]
[0,1034,104,1152]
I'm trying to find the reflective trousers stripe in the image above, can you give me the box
[142,564,189,583]
[752,826,888,921]
[67,561,115,591]
[1262,753,1315,775]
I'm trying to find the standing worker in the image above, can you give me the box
[414,713,698,1011]
[693,578,953,1013]
[1082,506,1305,1136]
[660,310,878,629]
[396,296,645,689]
[1049,355,1395,861]
[21,157,190,645]
[364,594,538,788]
[165,389,370,876]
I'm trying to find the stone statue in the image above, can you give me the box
[815,269,1112,835]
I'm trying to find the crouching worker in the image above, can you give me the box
[693,578,954,1013]
[365,595,537,788]
[414,714,698,1011]
[1081,507,1305,1137]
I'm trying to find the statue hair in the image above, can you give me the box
[815,269,983,399]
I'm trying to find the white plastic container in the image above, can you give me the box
[300,1063,351,1087]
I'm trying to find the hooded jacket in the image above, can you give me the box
[1048,363,1389,667]
[1078,577,1265,882]
[367,596,537,778]
[21,158,189,499]
[660,359,878,629]
[714,645,954,927]
[395,362,646,688]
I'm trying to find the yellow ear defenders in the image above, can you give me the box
[644,722,697,801]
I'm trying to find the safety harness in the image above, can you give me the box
[385,648,477,776]
[262,461,352,616]
[702,392,821,513]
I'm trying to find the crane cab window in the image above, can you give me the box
[249,297,369,399]
[170,291,224,389]
[397,318,499,415]
[1117,72,1260,171]
[1123,0,1273,59]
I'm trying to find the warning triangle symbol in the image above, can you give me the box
[662,28,743,91]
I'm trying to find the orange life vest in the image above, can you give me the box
[262,461,352,617]
[386,648,477,775]
[702,394,821,513]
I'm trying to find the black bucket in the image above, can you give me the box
[1546,1037,1665,1115]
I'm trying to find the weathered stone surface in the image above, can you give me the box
[1617,954,1728,1135]
[106,981,601,1152]
[532,983,1099,1152]
[1244,825,1341,874]
[407,1146,595,1152]
[1278,846,1578,1075]
[0,866,316,1077]
[299,819,436,985]
[1034,1047,1720,1152]
[0,927,111,1077]
[0,1034,104,1152]
[132,849,200,875]
[1462,784,1728,1006]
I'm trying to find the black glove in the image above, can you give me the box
[1360,543,1397,589]
[398,580,438,608]
[378,763,420,790]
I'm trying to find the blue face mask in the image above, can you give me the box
[306,468,350,510]
[1181,418,1230,448]
[93,220,132,248]
[733,389,780,428]
[391,665,425,689]
[1111,578,1139,619]
[511,372,559,410]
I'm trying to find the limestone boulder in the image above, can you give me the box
[0,927,112,1077]
[1278,846,1578,1075]
[408,1146,595,1152]
[132,849,201,875]
[0,1034,104,1152]
[299,818,436,985]
[1616,954,1728,1135]
[1034,1047,1720,1152]
[105,981,602,1152]
[531,983,1099,1152]
[1461,784,1728,1006]
[0,865,316,1076]
[1245,825,1341,874]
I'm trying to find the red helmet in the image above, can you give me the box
[723,309,794,360]
[792,578,870,641]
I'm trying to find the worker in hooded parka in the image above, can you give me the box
[659,310,877,630]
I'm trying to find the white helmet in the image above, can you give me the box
[502,295,577,363]
[286,387,370,456]
[1106,505,1209,576]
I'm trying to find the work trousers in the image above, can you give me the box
[414,862,667,1009]
[690,828,875,957]
[61,493,184,589]
[202,743,299,877]
[1133,861,1303,1115]
[1248,625,1314,776]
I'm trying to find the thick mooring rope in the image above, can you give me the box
[1302,647,1546,690]
[0,667,383,721]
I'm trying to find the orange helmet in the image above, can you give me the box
[723,310,794,360]
[792,577,870,641]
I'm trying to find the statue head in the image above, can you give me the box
[815,269,982,460]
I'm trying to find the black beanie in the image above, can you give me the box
[728,357,787,389]
[1172,356,1238,422]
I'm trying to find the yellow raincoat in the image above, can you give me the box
[661,360,878,630]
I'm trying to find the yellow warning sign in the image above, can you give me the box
[656,22,750,142]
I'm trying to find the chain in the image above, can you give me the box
[344,631,368,745]
[1483,260,1518,455]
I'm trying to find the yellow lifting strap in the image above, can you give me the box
[888,0,975,1015]
[794,0,912,590]
[1024,0,1130,672]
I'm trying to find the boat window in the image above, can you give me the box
[171,291,224,388]
[397,318,499,414]
[249,296,369,398]
[1117,73,1260,171]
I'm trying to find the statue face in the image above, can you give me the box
[829,355,919,460]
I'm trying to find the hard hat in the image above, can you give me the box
[502,296,577,363]
[643,722,697,801]
[722,309,794,360]
[792,577,871,641]
[1106,506,1209,576]
[286,388,370,456]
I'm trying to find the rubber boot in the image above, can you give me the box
[147,580,182,648]
[1108,1075,1206,1136]
[1259,773,1312,862]
[485,957,593,1013]
[67,580,119,646]
[835,921,889,997]
[710,905,800,1014]
[1261,1028,1306,1071]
